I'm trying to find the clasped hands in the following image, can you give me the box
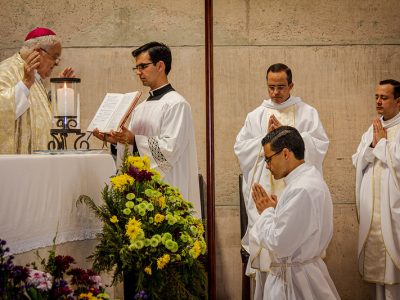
[92,126,135,146]
[371,117,386,147]
[268,114,281,132]
[252,183,277,214]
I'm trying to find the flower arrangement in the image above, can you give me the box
[0,239,109,300]
[78,153,207,300]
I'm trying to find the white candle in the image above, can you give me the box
[56,83,75,116]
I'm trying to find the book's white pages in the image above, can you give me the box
[87,91,141,133]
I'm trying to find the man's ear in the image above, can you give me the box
[283,148,290,159]
[157,60,166,73]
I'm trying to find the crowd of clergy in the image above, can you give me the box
[0,27,399,300]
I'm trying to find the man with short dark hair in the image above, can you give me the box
[93,42,201,217]
[0,27,75,153]
[353,79,400,299]
[250,126,339,300]
[234,63,329,278]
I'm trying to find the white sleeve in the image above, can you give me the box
[135,101,192,176]
[299,108,329,174]
[234,112,266,177]
[253,188,318,258]
[15,81,30,119]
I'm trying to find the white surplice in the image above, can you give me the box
[352,113,400,289]
[250,163,340,300]
[117,89,201,218]
[234,96,329,275]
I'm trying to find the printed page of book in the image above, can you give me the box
[86,93,123,132]
[104,91,139,132]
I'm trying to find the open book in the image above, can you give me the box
[87,91,142,133]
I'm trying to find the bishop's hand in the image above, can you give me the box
[23,50,41,88]
[252,182,277,214]
[59,67,76,78]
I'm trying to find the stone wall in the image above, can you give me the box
[1,1,400,299]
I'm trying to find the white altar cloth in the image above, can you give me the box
[0,154,116,254]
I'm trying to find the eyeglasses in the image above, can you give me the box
[40,48,61,65]
[132,62,153,71]
[264,149,283,165]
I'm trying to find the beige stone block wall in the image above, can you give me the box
[1,1,400,299]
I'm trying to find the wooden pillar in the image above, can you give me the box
[205,0,216,299]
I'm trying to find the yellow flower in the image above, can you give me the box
[125,218,142,240]
[110,174,134,192]
[154,214,165,224]
[197,223,205,235]
[144,266,152,275]
[143,155,151,170]
[192,240,201,259]
[79,293,97,300]
[110,215,119,223]
[153,196,166,209]
[126,156,150,171]
[157,254,170,269]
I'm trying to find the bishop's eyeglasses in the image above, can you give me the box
[40,48,61,65]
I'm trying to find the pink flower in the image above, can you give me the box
[27,269,53,291]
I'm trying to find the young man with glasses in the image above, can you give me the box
[93,42,201,218]
[353,79,400,299]
[0,27,75,154]
[234,63,329,292]
[250,126,339,300]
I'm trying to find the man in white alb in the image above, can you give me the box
[250,126,340,300]
[93,42,201,218]
[234,63,329,279]
[352,79,400,300]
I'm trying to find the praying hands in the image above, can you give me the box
[252,182,277,214]
[372,117,387,147]
[268,114,281,132]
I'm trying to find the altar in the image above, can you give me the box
[0,153,116,254]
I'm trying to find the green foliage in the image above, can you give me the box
[79,153,208,299]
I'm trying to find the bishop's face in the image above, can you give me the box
[267,71,293,104]
[37,42,61,79]
[375,84,400,121]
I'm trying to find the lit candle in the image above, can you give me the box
[56,83,75,116]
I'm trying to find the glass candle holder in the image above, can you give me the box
[50,77,81,129]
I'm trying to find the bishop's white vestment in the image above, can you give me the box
[117,84,201,218]
[249,163,340,300]
[0,53,52,153]
[352,113,400,296]
[234,96,329,275]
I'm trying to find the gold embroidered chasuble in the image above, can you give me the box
[0,53,52,154]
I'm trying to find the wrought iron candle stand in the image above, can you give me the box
[47,77,90,150]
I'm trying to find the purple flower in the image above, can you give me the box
[134,290,149,299]
[127,166,153,182]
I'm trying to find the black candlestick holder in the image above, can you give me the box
[48,116,90,150]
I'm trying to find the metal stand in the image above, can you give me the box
[48,116,90,150]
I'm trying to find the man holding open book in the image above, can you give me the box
[93,42,201,218]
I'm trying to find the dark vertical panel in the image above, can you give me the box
[205,0,216,299]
